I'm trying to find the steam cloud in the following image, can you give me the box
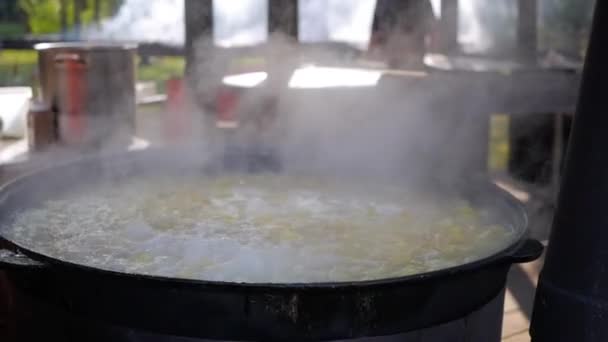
[82,0,185,45]
[81,0,399,48]
[76,0,505,185]
[459,0,517,53]
[78,0,526,55]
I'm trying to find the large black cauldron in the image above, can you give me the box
[0,150,542,341]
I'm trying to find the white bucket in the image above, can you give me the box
[0,87,32,138]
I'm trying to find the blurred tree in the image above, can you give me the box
[18,0,124,34]
[0,0,27,36]
[73,0,84,35]
[18,0,63,33]
[94,0,100,24]
[1,0,21,21]
[60,0,67,33]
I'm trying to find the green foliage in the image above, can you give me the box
[0,50,39,66]
[18,0,61,33]
[0,50,186,90]
[18,0,122,34]
[138,56,185,91]
[0,49,38,86]
[0,22,27,37]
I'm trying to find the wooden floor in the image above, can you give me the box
[502,257,544,341]
[498,173,553,342]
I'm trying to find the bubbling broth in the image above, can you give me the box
[4,174,517,283]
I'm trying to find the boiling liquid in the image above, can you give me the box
[4,174,516,283]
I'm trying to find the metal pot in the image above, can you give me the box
[35,42,137,149]
[0,150,543,341]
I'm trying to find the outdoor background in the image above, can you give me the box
[0,0,595,170]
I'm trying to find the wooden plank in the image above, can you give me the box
[502,310,530,339]
[504,332,532,342]
[505,289,521,313]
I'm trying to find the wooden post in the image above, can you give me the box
[73,0,84,38]
[94,0,101,25]
[183,0,215,126]
[184,0,213,74]
[531,2,608,340]
[440,0,459,53]
[60,0,68,38]
[517,0,538,63]
[268,0,298,39]
[110,0,121,16]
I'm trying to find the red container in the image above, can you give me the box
[216,86,239,128]
[55,53,88,146]
[164,77,192,141]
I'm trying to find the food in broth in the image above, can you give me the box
[3,174,517,283]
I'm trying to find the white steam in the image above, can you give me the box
[299,0,376,48]
[213,0,268,48]
[80,0,400,48]
[82,0,185,45]
[77,0,523,54]
[459,0,518,53]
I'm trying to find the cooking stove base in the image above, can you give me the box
[2,287,506,342]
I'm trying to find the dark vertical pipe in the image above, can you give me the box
[184,0,213,77]
[268,0,298,39]
[531,2,608,341]
[517,0,538,63]
[440,0,459,53]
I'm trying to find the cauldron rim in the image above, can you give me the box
[0,149,532,291]
[0,150,542,340]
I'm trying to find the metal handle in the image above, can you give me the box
[507,239,544,264]
[0,249,45,270]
